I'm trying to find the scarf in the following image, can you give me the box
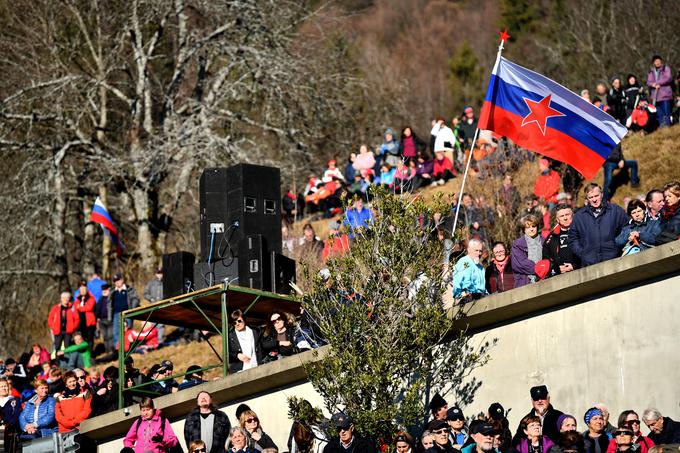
[63,384,82,398]
[494,256,509,275]
[663,202,679,221]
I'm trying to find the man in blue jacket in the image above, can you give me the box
[568,183,628,266]
[343,198,373,240]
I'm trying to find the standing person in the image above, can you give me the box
[534,158,560,208]
[459,107,478,152]
[582,408,610,453]
[542,205,580,277]
[380,128,402,168]
[111,273,140,350]
[453,239,488,302]
[431,117,456,165]
[447,407,468,449]
[497,173,521,218]
[623,74,641,119]
[646,55,674,127]
[48,291,79,353]
[19,379,58,440]
[184,391,231,453]
[400,126,427,163]
[323,412,376,453]
[606,77,627,125]
[513,386,563,445]
[87,272,107,304]
[227,309,264,373]
[0,377,21,452]
[95,283,115,355]
[54,370,92,433]
[123,397,179,452]
[144,267,165,344]
[645,189,665,221]
[485,242,515,294]
[511,215,544,288]
[568,184,628,266]
[74,279,97,347]
[240,409,278,451]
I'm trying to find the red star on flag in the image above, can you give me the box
[499,29,511,42]
[521,94,565,135]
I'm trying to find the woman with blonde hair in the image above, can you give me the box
[511,214,544,287]
[239,409,278,451]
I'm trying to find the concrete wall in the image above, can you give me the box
[86,242,680,452]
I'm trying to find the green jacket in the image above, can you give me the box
[63,341,92,368]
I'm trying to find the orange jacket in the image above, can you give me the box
[74,291,97,326]
[534,170,560,204]
[55,392,92,432]
[322,234,350,260]
[48,303,80,335]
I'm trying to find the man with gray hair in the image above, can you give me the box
[453,239,487,303]
[48,291,79,352]
[642,408,680,445]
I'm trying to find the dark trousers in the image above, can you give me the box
[53,332,72,352]
[99,320,114,353]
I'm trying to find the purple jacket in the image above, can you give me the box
[511,235,544,287]
[416,159,434,176]
[515,437,555,453]
[647,65,674,102]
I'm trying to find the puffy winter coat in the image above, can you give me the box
[55,391,92,432]
[74,291,97,327]
[614,215,661,250]
[123,409,179,453]
[48,303,80,335]
[568,203,628,266]
[19,394,58,438]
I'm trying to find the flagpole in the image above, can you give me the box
[450,30,508,240]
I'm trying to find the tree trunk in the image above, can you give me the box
[132,185,156,270]
[82,199,95,275]
[52,162,69,289]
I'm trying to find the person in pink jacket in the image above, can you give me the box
[124,397,179,453]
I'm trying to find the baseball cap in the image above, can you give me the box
[447,406,465,421]
[332,412,353,429]
[112,273,123,281]
[428,419,449,431]
[158,360,174,372]
[530,385,549,401]
[488,402,505,420]
[470,421,495,436]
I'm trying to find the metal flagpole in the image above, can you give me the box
[450,30,509,239]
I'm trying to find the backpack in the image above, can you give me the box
[130,415,183,453]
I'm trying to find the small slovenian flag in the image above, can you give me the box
[91,197,125,256]
[478,57,628,179]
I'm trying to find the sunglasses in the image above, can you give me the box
[246,418,259,424]
[271,317,282,323]
[234,319,244,324]
[76,376,87,380]
[338,426,352,432]
[433,428,450,434]
[193,449,207,453]
[628,420,640,425]
[615,431,633,436]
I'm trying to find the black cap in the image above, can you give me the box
[147,364,162,377]
[470,421,495,436]
[488,402,505,420]
[530,385,549,401]
[101,283,110,289]
[158,360,173,372]
[332,412,353,429]
[428,419,449,431]
[112,273,123,281]
[429,393,447,412]
[79,279,87,287]
[447,406,465,421]
[124,356,134,365]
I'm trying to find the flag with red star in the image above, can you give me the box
[478,57,627,179]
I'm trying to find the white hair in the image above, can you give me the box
[642,408,662,421]
[467,238,483,250]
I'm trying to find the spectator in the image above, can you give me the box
[240,409,278,451]
[485,242,515,294]
[610,426,636,453]
[48,291,79,352]
[262,311,296,361]
[344,198,373,239]
[393,160,417,193]
[646,55,673,127]
[227,426,258,453]
[583,408,611,453]
[19,379,58,440]
[144,267,164,304]
[353,145,376,174]
[95,283,115,355]
[422,431,435,451]
[497,173,521,218]
[656,181,680,244]
[189,440,208,453]
[603,144,639,201]
[324,160,346,184]
[453,239,487,301]
[461,421,496,453]
[0,377,21,451]
[645,189,664,221]
[74,279,97,347]
[543,204,580,277]
[595,82,609,110]
[459,107,478,151]
[432,151,455,186]
[379,128,401,168]
[123,397,179,452]
[615,199,661,253]
[57,332,92,369]
[149,360,179,395]
[461,193,485,240]
[47,367,65,397]
[378,163,396,187]
[54,370,92,433]
[344,154,357,183]
[605,411,654,453]
[428,393,448,423]
[228,309,263,373]
[111,273,141,349]
[431,117,456,164]
[395,431,415,453]
[322,221,350,261]
[558,414,578,433]
[91,365,118,416]
[511,214,544,288]
[568,183,628,266]
[534,158,560,207]
[87,272,107,304]
[446,406,468,449]
[513,385,563,444]
[298,223,323,259]
[400,127,427,163]
[414,151,435,189]
[594,404,616,437]
[25,343,51,378]
[178,365,206,390]
[184,391,231,453]
[488,403,512,453]
[623,74,641,118]
[512,415,554,453]
[607,76,627,125]
[283,189,298,224]
[426,419,456,453]
[626,96,658,133]
[642,408,680,445]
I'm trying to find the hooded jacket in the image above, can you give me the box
[55,390,92,432]
[123,409,179,453]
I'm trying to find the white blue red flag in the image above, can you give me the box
[478,57,628,179]
[91,197,124,256]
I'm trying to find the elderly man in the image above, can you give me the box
[48,292,79,353]
[426,419,456,453]
[461,421,498,453]
[568,183,627,267]
[645,190,664,221]
[184,391,231,453]
[543,204,580,277]
[642,408,680,445]
[323,412,375,453]
[453,239,487,302]
[513,386,563,444]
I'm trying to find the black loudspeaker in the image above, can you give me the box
[238,235,271,291]
[193,258,239,291]
[199,168,234,263]
[270,251,296,295]
[226,164,282,256]
[162,251,195,298]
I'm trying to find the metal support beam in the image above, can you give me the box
[222,286,229,377]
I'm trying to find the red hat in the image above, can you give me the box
[327,159,336,166]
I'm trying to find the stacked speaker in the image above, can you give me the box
[162,163,296,299]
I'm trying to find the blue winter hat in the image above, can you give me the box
[584,407,603,425]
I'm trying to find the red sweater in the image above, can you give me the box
[433,156,453,176]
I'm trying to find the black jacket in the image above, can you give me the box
[542,225,581,277]
[184,407,231,453]
[513,405,564,444]
[648,417,680,445]
[261,326,296,357]
[250,429,278,451]
[324,434,376,453]
[425,442,457,453]
[228,326,265,373]
[582,431,610,453]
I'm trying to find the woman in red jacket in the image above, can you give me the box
[74,280,97,347]
[55,370,92,433]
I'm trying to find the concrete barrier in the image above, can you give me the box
[84,242,680,452]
